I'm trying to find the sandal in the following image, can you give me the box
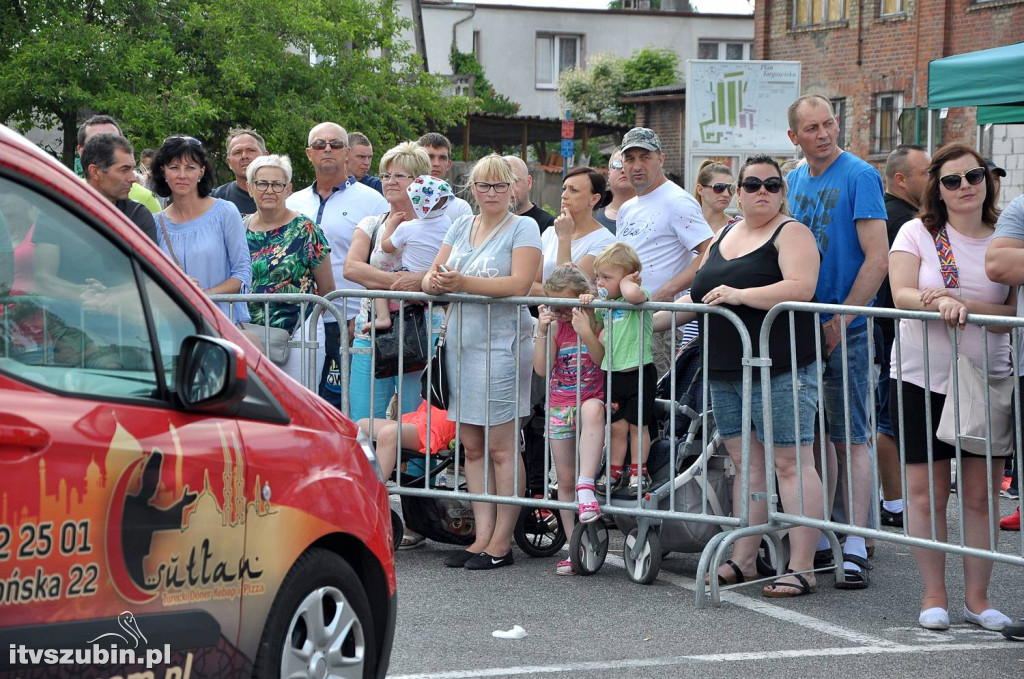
[835,553,872,590]
[705,559,751,586]
[399,532,426,550]
[763,570,817,598]
[576,483,601,524]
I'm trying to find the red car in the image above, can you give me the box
[0,125,395,678]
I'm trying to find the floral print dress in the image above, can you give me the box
[245,214,330,333]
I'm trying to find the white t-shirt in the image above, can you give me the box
[890,218,1011,393]
[287,178,388,321]
[539,226,616,281]
[446,196,473,223]
[388,215,452,272]
[617,180,712,298]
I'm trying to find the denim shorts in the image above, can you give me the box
[710,363,819,447]
[821,322,872,445]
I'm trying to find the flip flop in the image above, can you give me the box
[705,559,750,586]
[399,532,426,550]
[763,570,817,598]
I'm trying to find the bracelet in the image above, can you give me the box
[534,334,547,339]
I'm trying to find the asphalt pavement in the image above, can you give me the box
[386,495,1024,679]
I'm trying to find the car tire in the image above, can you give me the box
[253,547,377,679]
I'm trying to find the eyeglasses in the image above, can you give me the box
[939,166,986,191]
[739,176,784,194]
[380,172,413,182]
[609,159,623,171]
[309,140,346,150]
[253,180,287,193]
[701,182,735,195]
[164,135,202,147]
[473,182,510,194]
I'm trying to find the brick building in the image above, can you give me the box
[622,84,687,179]
[754,0,1024,200]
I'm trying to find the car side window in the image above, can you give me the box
[143,276,200,393]
[0,177,159,399]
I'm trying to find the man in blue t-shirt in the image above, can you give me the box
[786,95,889,589]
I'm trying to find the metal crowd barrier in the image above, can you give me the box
[210,292,346,394]
[326,289,758,597]
[730,302,1024,604]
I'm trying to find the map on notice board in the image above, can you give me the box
[687,60,801,151]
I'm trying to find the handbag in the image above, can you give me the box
[372,304,430,378]
[936,352,1014,455]
[238,321,292,366]
[421,305,453,409]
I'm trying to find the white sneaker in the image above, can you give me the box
[963,605,1011,631]
[918,607,949,630]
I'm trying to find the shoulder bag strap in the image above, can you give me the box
[933,226,960,289]
[366,211,389,264]
[157,213,182,269]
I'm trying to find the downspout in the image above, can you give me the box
[451,6,476,68]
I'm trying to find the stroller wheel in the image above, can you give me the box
[623,526,662,585]
[569,521,609,575]
[390,509,404,551]
[756,533,790,576]
[514,506,567,557]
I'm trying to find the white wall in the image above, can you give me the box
[989,124,1024,207]
[397,3,754,117]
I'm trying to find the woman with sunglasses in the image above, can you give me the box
[423,154,543,570]
[593,149,636,234]
[344,143,436,424]
[693,160,738,234]
[243,154,334,385]
[689,154,824,597]
[889,142,1014,631]
[152,135,251,325]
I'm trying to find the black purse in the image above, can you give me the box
[372,304,429,378]
[421,305,453,409]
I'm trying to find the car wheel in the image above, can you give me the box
[253,548,377,679]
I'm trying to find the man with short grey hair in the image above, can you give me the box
[288,122,388,408]
[212,127,269,214]
[504,155,555,234]
[617,127,713,375]
[81,133,157,242]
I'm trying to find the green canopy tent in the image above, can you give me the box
[928,42,1024,125]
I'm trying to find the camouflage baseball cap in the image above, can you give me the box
[621,127,662,153]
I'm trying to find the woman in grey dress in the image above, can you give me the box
[423,154,542,570]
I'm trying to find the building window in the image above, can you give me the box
[536,34,581,88]
[880,0,905,14]
[874,91,904,154]
[830,97,848,150]
[793,0,849,26]
[697,41,753,60]
[472,30,481,61]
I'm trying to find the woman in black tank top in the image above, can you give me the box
[690,155,826,598]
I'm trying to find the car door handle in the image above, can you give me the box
[0,423,50,454]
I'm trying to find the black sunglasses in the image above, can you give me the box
[701,182,734,195]
[740,176,784,194]
[939,166,986,191]
[310,140,346,150]
[164,135,202,147]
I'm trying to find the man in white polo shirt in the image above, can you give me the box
[288,122,388,408]
[617,127,713,376]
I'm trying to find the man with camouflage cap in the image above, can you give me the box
[616,127,712,376]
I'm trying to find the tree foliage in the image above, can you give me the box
[558,47,680,123]
[0,0,469,184]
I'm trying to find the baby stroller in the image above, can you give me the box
[567,339,735,584]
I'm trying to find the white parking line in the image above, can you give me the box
[388,642,1014,679]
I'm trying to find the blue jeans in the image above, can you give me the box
[319,321,345,409]
[822,323,871,445]
[349,337,424,421]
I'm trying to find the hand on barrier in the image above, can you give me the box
[919,286,959,307]
[391,269,426,292]
[433,267,464,293]
[536,305,555,332]
[936,295,968,329]
[579,292,595,306]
